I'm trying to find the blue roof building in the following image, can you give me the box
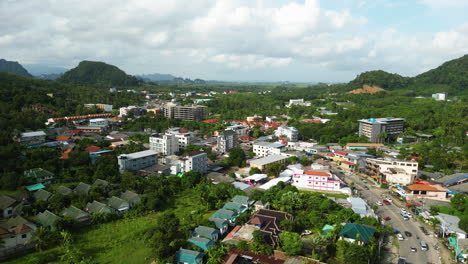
[175,248,205,264]
[188,237,215,250]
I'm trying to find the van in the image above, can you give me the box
[420,240,428,251]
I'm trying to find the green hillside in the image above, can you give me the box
[59,61,141,87]
[0,59,33,77]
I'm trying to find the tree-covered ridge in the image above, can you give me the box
[413,54,468,91]
[59,60,141,87]
[0,58,33,78]
[348,70,410,90]
[346,54,468,95]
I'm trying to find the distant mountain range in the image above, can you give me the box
[0,59,33,77]
[23,64,68,76]
[58,61,141,87]
[137,73,176,82]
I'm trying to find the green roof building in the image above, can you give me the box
[175,248,205,264]
[231,195,253,207]
[193,226,219,241]
[107,196,129,213]
[85,200,112,214]
[338,223,376,244]
[55,186,73,196]
[74,182,91,195]
[188,236,215,251]
[60,206,89,222]
[223,202,247,214]
[25,183,46,192]
[24,168,54,183]
[209,217,229,234]
[120,190,140,207]
[322,224,334,237]
[36,210,60,230]
[211,209,237,223]
[33,189,52,202]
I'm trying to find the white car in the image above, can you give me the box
[406,212,412,218]
[397,233,404,241]
[375,201,383,206]
[386,198,393,203]
[401,208,407,214]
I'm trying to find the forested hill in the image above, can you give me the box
[58,60,141,87]
[345,54,468,94]
[0,59,33,78]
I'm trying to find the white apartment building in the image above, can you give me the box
[292,170,343,192]
[358,117,405,143]
[118,150,158,172]
[432,93,448,101]
[287,99,311,108]
[217,130,239,153]
[182,150,208,174]
[225,125,250,137]
[166,128,192,150]
[253,142,285,157]
[119,106,146,117]
[265,116,278,123]
[149,133,179,155]
[287,141,317,152]
[365,158,418,185]
[275,126,299,142]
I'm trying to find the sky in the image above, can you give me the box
[1,0,468,82]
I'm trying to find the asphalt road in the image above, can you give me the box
[332,168,444,264]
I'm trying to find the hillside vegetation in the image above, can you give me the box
[59,61,141,87]
[0,59,33,77]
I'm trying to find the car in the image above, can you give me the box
[364,186,369,190]
[301,230,312,236]
[406,212,412,218]
[383,199,390,205]
[386,198,393,203]
[405,231,412,237]
[375,201,383,206]
[384,216,391,220]
[362,180,368,183]
[402,214,409,221]
[401,208,407,214]
[410,247,417,252]
[397,233,404,240]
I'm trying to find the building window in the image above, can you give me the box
[22,234,27,238]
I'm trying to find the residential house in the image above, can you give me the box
[254,200,270,211]
[174,248,205,264]
[225,124,250,137]
[405,183,449,202]
[24,168,55,184]
[231,195,254,207]
[182,150,208,174]
[35,210,60,230]
[0,195,23,219]
[245,209,293,247]
[209,217,230,234]
[210,209,238,225]
[120,190,141,207]
[436,213,467,239]
[17,131,46,146]
[33,189,52,202]
[0,216,37,250]
[107,196,130,213]
[338,223,376,245]
[85,201,112,214]
[223,202,248,214]
[85,146,101,153]
[74,182,91,195]
[55,186,73,196]
[25,183,46,192]
[118,150,158,172]
[249,154,288,171]
[265,116,278,123]
[223,248,284,264]
[60,206,90,222]
[92,179,109,188]
[193,226,220,241]
[286,99,311,107]
[292,170,343,192]
[188,236,215,251]
[56,135,73,143]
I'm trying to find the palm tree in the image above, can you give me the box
[308,234,328,256]
[30,227,50,252]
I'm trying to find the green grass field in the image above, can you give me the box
[4,187,217,264]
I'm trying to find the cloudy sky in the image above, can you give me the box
[1,0,468,82]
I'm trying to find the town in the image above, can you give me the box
[0,67,467,264]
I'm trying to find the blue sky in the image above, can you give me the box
[1,0,467,82]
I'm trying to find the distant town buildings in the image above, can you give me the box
[89,118,109,126]
[286,99,311,107]
[182,150,208,174]
[249,154,288,171]
[432,92,448,101]
[253,142,285,157]
[17,131,46,146]
[83,103,113,112]
[118,150,158,172]
[164,104,207,121]
[150,133,179,156]
[292,170,344,192]
[358,117,405,143]
[119,106,147,117]
[225,124,250,137]
[275,125,298,142]
[246,115,263,122]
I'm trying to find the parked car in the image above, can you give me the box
[410,247,417,252]
[384,216,391,220]
[375,201,383,206]
[364,186,369,190]
[405,231,412,237]
[406,212,412,218]
[401,208,407,214]
[383,199,390,205]
[386,197,393,203]
[420,240,428,251]
[363,180,368,183]
[397,233,404,240]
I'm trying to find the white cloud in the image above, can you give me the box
[0,0,466,81]
[419,0,468,8]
